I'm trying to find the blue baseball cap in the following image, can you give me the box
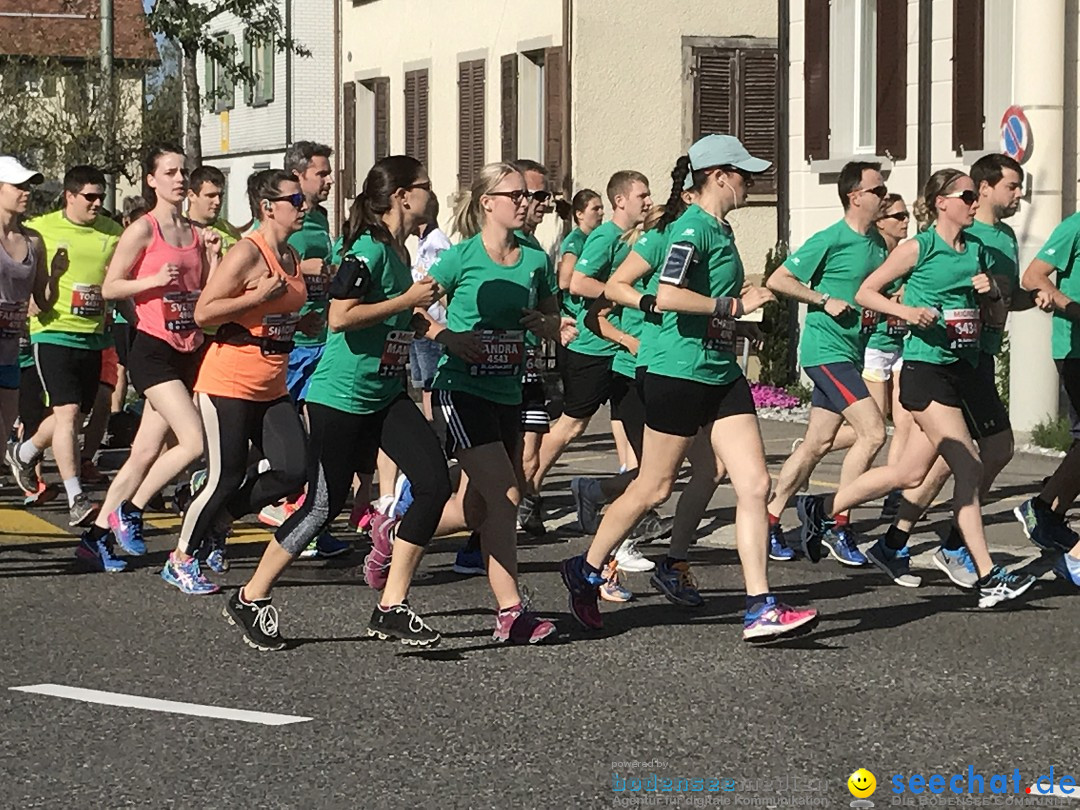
[683,135,771,190]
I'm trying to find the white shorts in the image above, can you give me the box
[862,347,903,382]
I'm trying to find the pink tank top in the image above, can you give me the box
[132,214,205,353]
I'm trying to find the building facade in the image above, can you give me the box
[787,0,1080,430]
[197,0,339,228]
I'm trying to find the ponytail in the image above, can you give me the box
[657,155,692,233]
[453,162,522,239]
[342,155,426,253]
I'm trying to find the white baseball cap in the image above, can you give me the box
[0,156,44,186]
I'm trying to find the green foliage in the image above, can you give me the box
[995,330,1010,411]
[784,382,812,405]
[758,243,798,386]
[1031,415,1072,453]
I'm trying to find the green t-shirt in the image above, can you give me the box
[902,227,984,367]
[966,218,1019,356]
[28,210,120,350]
[648,205,745,386]
[515,229,543,252]
[515,231,557,351]
[786,219,888,368]
[1035,213,1080,362]
[863,276,908,353]
[567,220,629,358]
[428,233,555,405]
[305,235,414,415]
[610,229,666,379]
[633,228,669,372]
[288,206,333,347]
[559,227,588,318]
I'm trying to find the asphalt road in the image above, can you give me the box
[1,416,1078,809]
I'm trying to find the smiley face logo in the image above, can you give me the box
[848,768,876,798]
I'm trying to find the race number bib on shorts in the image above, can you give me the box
[71,283,104,318]
[261,313,300,354]
[885,314,909,338]
[860,308,880,335]
[704,316,736,353]
[468,329,524,377]
[304,272,329,303]
[378,329,413,377]
[163,291,200,334]
[943,308,980,349]
[523,345,543,383]
[0,301,28,340]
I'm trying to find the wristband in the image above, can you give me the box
[712,297,746,319]
[639,293,657,314]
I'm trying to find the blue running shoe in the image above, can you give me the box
[559,555,604,629]
[161,553,220,595]
[316,531,352,557]
[75,530,127,573]
[106,502,147,556]
[390,475,413,520]
[768,523,794,561]
[867,540,921,588]
[453,546,485,576]
[650,559,704,607]
[795,494,829,563]
[822,526,867,566]
[932,546,978,589]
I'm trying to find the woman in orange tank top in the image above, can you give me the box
[163,169,319,596]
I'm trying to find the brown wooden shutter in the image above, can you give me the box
[739,48,780,195]
[405,71,417,158]
[694,49,734,139]
[373,77,390,160]
[876,0,908,159]
[952,0,985,154]
[342,81,356,200]
[404,69,429,166]
[501,54,518,161]
[804,0,830,161]
[543,46,563,186]
[459,59,485,188]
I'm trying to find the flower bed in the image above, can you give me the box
[750,383,802,410]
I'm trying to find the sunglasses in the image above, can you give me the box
[267,193,305,209]
[79,192,106,203]
[881,211,910,221]
[527,190,552,203]
[486,189,528,204]
[406,181,432,192]
[943,189,978,206]
[855,185,889,199]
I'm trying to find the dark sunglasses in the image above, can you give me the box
[79,192,106,203]
[15,181,37,192]
[943,189,978,205]
[881,211,910,221]
[527,190,552,203]
[486,189,527,204]
[406,181,432,192]
[267,193,305,209]
[855,185,889,199]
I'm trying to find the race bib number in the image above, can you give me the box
[378,329,413,377]
[0,301,28,340]
[885,314,909,338]
[860,308,880,335]
[71,283,104,318]
[261,313,300,354]
[469,329,524,377]
[304,271,329,303]
[523,345,543,383]
[943,308,980,349]
[704,315,736,353]
[163,291,200,334]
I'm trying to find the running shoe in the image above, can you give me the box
[742,597,819,642]
[68,493,99,527]
[570,476,605,534]
[768,524,795,561]
[866,540,921,588]
[628,510,674,544]
[79,458,108,485]
[1014,498,1078,553]
[976,565,1037,608]
[1051,553,1080,588]
[74,530,127,573]
[492,603,556,644]
[650,559,704,607]
[299,531,353,560]
[932,546,978,590]
[258,500,297,528]
[822,526,868,566]
[614,536,654,572]
[5,439,40,493]
[107,502,147,556]
[600,559,634,603]
[362,513,397,590]
[453,543,485,576]
[880,489,902,520]
[224,590,285,651]
[389,474,413,520]
[794,494,829,563]
[350,502,378,538]
[367,603,441,646]
[373,494,394,516]
[22,480,58,507]
[161,552,220,595]
[189,468,207,495]
[559,555,604,629]
[202,524,231,574]
[517,493,546,537]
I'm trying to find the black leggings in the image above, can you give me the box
[179,394,307,556]
[275,395,452,556]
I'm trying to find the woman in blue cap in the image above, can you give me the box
[560,134,819,641]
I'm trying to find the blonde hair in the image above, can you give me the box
[913,168,967,232]
[452,162,524,239]
[622,204,666,247]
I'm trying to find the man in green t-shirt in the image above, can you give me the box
[5,165,121,528]
[765,162,891,567]
[187,165,242,250]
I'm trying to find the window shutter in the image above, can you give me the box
[876,0,908,159]
[374,77,390,160]
[804,0,830,161]
[242,36,253,105]
[694,49,734,139]
[221,34,235,109]
[739,48,779,195]
[471,60,486,183]
[544,46,563,187]
[342,81,356,200]
[204,51,215,110]
[501,54,518,161]
[405,70,417,159]
[459,59,485,188]
[952,0,984,154]
[404,69,430,167]
[263,38,275,103]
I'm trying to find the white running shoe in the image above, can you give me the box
[615,537,655,572]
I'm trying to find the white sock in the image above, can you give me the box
[17,440,40,464]
[63,477,82,506]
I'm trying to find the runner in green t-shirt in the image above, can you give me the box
[764,161,891,568]
[798,168,1035,609]
[186,165,242,253]
[557,188,603,298]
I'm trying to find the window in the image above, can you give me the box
[983,0,1011,151]
[458,59,485,188]
[245,35,275,107]
[501,49,563,185]
[355,77,389,173]
[206,33,235,113]
[404,69,429,167]
[829,0,877,155]
[693,42,779,195]
[342,81,357,199]
[17,65,56,98]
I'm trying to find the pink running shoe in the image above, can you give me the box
[493,603,556,644]
[742,598,818,642]
[362,512,398,590]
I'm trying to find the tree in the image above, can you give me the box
[758,243,799,387]
[146,0,310,169]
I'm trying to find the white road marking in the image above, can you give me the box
[9,684,312,726]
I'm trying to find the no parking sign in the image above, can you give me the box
[1000,106,1031,163]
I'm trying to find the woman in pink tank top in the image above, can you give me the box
[83,145,223,569]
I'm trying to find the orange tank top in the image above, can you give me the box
[194,230,306,401]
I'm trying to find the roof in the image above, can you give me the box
[0,0,158,62]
